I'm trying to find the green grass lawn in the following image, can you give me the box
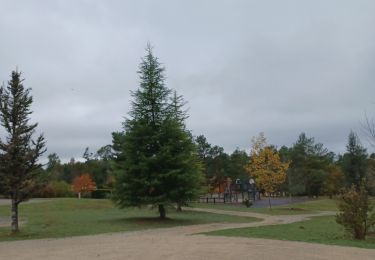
[190,198,339,215]
[0,198,259,241]
[283,198,338,211]
[190,202,313,215]
[205,215,375,249]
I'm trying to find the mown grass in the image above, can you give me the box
[190,198,339,215]
[0,198,259,241]
[205,215,375,249]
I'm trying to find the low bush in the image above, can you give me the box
[34,181,74,198]
[242,198,253,208]
[336,184,375,240]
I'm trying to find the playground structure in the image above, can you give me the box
[198,178,260,204]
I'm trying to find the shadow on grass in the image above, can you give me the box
[278,207,309,212]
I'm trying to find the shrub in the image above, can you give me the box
[50,181,75,197]
[35,181,74,198]
[91,189,112,199]
[242,198,253,208]
[336,184,375,240]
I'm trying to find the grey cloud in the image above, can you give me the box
[1,0,375,162]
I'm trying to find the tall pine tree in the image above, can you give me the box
[341,131,367,187]
[112,45,202,218]
[0,70,46,233]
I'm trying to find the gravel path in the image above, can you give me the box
[0,208,373,259]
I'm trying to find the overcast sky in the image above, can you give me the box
[1,0,375,162]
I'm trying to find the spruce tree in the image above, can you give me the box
[112,45,202,218]
[0,70,46,232]
[342,131,367,187]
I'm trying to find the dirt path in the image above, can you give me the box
[185,207,336,232]
[0,208,373,260]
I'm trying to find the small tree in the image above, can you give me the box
[72,174,96,198]
[0,71,46,233]
[247,133,289,209]
[341,131,367,187]
[336,183,375,240]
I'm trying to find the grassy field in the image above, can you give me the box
[0,198,259,241]
[205,215,375,249]
[191,197,339,215]
[196,198,375,249]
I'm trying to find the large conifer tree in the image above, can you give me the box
[112,45,202,218]
[0,70,46,232]
[341,131,367,187]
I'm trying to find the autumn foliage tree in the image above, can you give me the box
[72,174,96,198]
[247,133,289,209]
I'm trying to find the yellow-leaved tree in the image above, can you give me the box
[247,133,289,209]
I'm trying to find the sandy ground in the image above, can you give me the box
[0,208,374,260]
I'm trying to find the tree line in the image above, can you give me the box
[196,130,375,198]
[29,125,375,199]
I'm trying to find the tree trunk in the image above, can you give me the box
[176,202,182,212]
[268,195,272,210]
[11,198,19,233]
[78,192,81,199]
[158,204,166,219]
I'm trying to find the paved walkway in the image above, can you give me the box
[0,207,374,259]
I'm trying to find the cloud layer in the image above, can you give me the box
[1,0,374,161]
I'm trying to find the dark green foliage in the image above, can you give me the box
[46,153,61,172]
[91,189,112,199]
[242,198,253,208]
[195,135,212,161]
[194,135,231,189]
[287,133,332,197]
[227,149,249,181]
[336,184,375,240]
[96,145,114,161]
[205,146,229,187]
[322,165,345,198]
[83,147,94,161]
[195,136,250,190]
[0,70,46,232]
[340,131,367,187]
[366,157,375,195]
[112,45,203,218]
